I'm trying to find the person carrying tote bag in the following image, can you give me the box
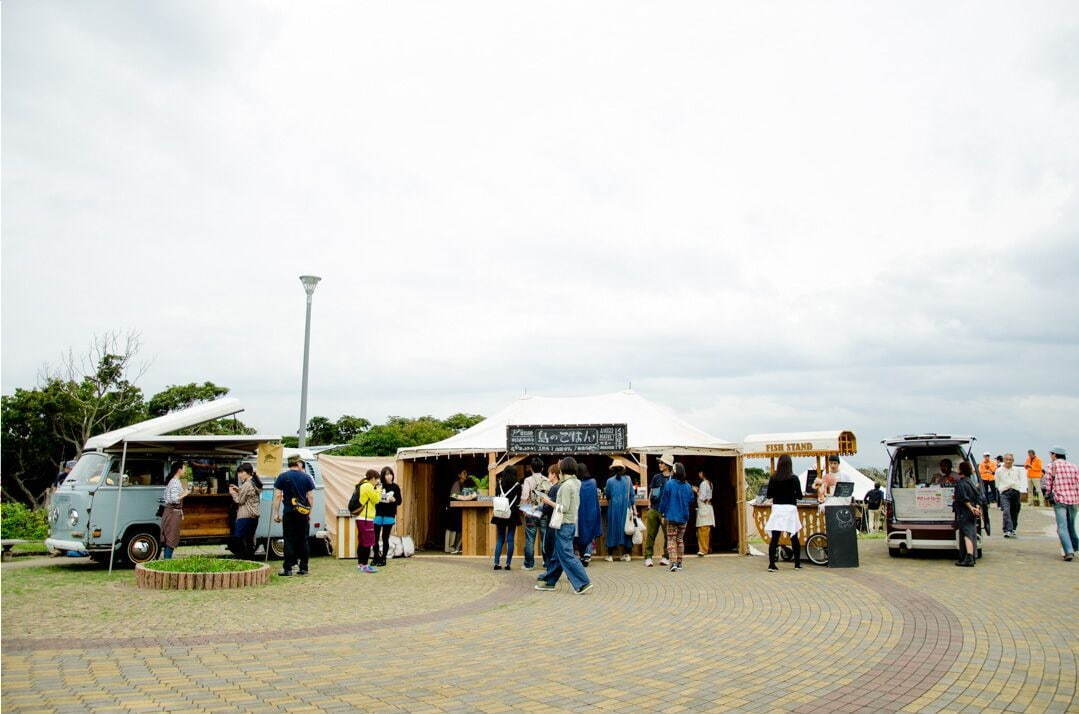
[603,464,635,562]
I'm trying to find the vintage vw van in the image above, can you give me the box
[45,398,329,566]
[883,433,982,557]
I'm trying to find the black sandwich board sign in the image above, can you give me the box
[824,505,860,568]
[507,424,628,455]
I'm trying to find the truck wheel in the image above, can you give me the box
[122,530,160,566]
[310,537,333,557]
[263,538,285,560]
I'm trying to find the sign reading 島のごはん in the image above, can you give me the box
[507,424,628,454]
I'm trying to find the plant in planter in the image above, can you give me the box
[142,555,262,573]
[469,474,489,492]
[136,555,269,590]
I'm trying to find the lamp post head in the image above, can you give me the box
[299,275,322,297]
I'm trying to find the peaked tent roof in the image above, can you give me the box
[397,391,738,459]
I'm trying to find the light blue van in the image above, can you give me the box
[45,399,329,566]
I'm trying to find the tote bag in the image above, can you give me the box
[549,504,564,530]
[624,507,636,535]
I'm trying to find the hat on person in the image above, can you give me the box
[1049,446,1067,457]
[64,459,78,469]
[657,452,675,467]
[982,452,991,457]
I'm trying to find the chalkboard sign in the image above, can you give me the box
[506,424,628,454]
[824,505,860,568]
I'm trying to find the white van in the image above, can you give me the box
[45,398,329,566]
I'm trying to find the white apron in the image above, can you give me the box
[764,504,802,534]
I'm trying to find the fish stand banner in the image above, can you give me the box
[507,424,628,454]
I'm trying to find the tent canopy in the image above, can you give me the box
[397,390,738,459]
[798,457,878,500]
[742,430,857,458]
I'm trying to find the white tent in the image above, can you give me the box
[396,390,738,458]
[798,457,877,500]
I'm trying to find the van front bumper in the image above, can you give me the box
[45,538,87,553]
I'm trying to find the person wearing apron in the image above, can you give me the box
[694,471,715,556]
[160,462,188,559]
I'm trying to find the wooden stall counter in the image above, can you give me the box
[450,500,493,556]
[181,494,234,538]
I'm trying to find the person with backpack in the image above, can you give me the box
[603,463,634,562]
[373,466,402,567]
[228,463,262,560]
[491,467,521,570]
[644,454,674,567]
[864,482,884,532]
[349,469,382,573]
[659,463,695,572]
[519,457,549,571]
[273,455,316,576]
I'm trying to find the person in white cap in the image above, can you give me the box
[643,453,674,567]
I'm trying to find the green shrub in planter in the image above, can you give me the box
[142,555,262,573]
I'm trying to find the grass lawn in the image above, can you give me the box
[10,541,49,556]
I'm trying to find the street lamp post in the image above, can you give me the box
[297,275,321,448]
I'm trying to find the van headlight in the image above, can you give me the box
[68,509,80,527]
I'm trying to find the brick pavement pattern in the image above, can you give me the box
[2,507,1076,713]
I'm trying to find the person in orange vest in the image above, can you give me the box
[1024,450,1045,507]
[979,452,999,506]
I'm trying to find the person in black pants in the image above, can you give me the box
[764,455,804,572]
[952,461,982,567]
[538,463,561,573]
[373,466,402,567]
[273,456,316,576]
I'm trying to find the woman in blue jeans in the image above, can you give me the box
[535,457,593,594]
[491,468,521,570]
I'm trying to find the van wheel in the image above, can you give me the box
[310,537,332,557]
[122,530,160,565]
[888,547,901,558]
[263,538,285,560]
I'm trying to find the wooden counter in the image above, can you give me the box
[182,494,234,538]
[450,501,493,556]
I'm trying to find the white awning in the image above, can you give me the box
[397,391,739,460]
[83,398,246,451]
[102,434,281,455]
[741,430,857,458]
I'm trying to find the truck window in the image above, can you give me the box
[892,448,967,487]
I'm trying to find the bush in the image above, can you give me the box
[0,502,49,540]
[142,555,262,573]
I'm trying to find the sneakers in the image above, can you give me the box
[278,569,293,577]
[493,564,502,570]
[645,558,654,567]
[659,557,670,566]
[767,564,778,572]
[534,582,556,591]
[522,565,535,571]
[669,563,679,572]
[505,565,512,571]
[1064,554,1074,562]
[296,570,309,577]
[697,552,706,557]
[574,583,593,595]
[620,554,631,562]
[359,564,377,573]
[604,556,614,562]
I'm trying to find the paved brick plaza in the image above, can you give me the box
[2,507,1076,713]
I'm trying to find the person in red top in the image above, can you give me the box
[978,452,998,506]
[1043,446,1078,561]
[1024,450,1045,507]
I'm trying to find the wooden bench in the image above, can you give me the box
[1,539,28,562]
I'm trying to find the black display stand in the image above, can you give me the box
[824,505,860,568]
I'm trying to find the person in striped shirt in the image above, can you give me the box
[1043,447,1078,561]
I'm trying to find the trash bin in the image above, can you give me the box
[824,505,859,568]
[335,510,356,559]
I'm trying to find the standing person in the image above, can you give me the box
[864,482,884,532]
[535,457,592,594]
[659,463,694,572]
[228,464,262,560]
[491,467,521,570]
[951,462,982,567]
[350,469,381,573]
[538,463,561,570]
[979,452,999,506]
[995,453,1026,538]
[160,462,189,560]
[644,454,674,567]
[574,462,601,567]
[1024,450,1045,508]
[603,463,635,562]
[445,469,474,554]
[373,466,402,567]
[694,470,715,556]
[764,455,803,572]
[813,457,840,506]
[520,457,548,571]
[273,456,316,577]
[1043,447,1079,561]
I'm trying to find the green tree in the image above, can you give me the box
[858,466,888,486]
[305,416,338,445]
[334,415,371,441]
[339,414,476,457]
[1,384,68,505]
[744,467,769,499]
[442,413,484,432]
[146,381,255,435]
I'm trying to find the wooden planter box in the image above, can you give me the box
[135,562,270,590]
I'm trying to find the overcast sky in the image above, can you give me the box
[3,2,1077,465]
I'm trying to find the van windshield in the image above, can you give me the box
[892,446,968,488]
[70,453,109,485]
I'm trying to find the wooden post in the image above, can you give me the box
[736,455,747,555]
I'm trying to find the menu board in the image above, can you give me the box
[507,424,628,454]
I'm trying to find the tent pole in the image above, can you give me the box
[107,440,129,575]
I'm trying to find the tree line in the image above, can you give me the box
[1,332,483,506]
